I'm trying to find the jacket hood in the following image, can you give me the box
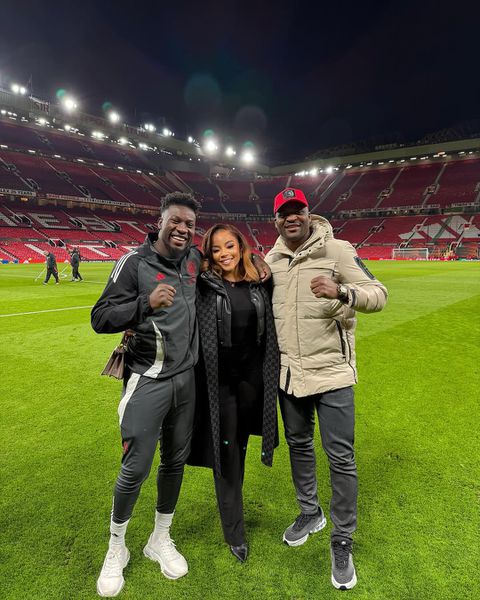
[269,214,334,257]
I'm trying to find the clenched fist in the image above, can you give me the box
[149,283,176,309]
[310,276,338,299]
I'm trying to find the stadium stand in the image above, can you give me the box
[0,117,478,262]
[216,179,254,213]
[339,169,397,211]
[426,159,480,208]
[377,163,443,209]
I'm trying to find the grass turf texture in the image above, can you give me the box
[0,260,479,600]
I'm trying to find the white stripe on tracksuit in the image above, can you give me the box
[143,322,165,378]
[111,251,137,283]
[118,373,141,426]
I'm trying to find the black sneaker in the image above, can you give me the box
[282,507,326,547]
[330,537,357,590]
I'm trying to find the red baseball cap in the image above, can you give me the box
[274,188,309,214]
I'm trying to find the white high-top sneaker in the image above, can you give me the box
[143,533,188,580]
[96,545,130,597]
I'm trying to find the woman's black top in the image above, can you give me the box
[219,279,261,379]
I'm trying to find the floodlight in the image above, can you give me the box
[241,151,255,164]
[64,124,71,131]
[108,111,120,124]
[309,168,318,176]
[204,139,218,153]
[62,96,77,112]
[144,123,156,132]
[92,130,105,139]
[187,136,194,143]
[11,83,26,95]
[225,147,236,157]
[138,142,148,150]
[38,118,47,126]
[162,128,172,137]
[325,166,334,174]
[118,137,128,145]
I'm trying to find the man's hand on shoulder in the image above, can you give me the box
[252,254,271,282]
[149,283,176,309]
[310,276,338,299]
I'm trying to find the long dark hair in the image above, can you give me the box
[201,224,259,282]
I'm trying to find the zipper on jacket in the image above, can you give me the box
[285,366,291,394]
[345,335,357,382]
[335,321,346,359]
[176,263,192,347]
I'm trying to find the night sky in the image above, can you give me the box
[0,0,479,164]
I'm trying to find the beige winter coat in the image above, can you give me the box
[265,215,388,398]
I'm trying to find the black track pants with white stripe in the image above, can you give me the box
[112,367,195,524]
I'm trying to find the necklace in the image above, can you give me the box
[223,278,237,287]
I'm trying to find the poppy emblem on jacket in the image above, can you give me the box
[122,441,129,455]
[156,272,165,281]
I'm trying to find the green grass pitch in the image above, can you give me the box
[1,260,479,600]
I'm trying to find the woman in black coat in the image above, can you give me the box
[189,223,279,563]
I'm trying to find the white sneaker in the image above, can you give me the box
[143,533,188,580]
[96,545,130,597]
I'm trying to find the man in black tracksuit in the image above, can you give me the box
[43,250,59,284]
[70,248,83,281]
[92,192,201,597]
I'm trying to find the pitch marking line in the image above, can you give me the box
[0,305,93,318]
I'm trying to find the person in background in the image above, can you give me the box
[70,247,83,281]
[265,188,388,590]
[43,250,59,285]
[189,224,279,563]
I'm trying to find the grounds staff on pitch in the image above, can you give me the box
[265,188,387,590]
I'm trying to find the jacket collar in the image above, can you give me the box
[199,270,258,294]
[136,232,193,267]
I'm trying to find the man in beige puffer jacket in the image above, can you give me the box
[265,188,387,591]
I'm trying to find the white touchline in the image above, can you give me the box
[0,305,93,318]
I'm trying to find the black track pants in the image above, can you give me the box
[112,367,195,524]
[72,266,82,280]
[44,268,58,283]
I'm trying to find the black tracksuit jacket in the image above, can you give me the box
[91,233,201,379]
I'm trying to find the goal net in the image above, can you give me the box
[392,247,429,260]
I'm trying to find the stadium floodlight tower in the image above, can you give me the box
[392,247,429,260]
